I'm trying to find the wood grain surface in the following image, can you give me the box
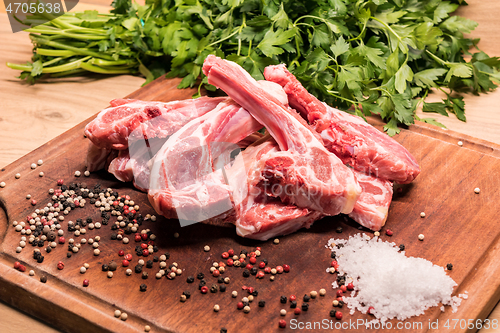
[1,0,500,332]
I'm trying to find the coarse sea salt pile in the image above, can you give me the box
[327,233,466,322]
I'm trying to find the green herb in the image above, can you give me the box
[7,0,500,134]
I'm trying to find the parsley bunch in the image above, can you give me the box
[8,0,500,134]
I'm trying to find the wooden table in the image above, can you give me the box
[0,0,499,332]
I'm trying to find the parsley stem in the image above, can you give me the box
[207,28,240,47]
[370,16,404,51]
[29,35,114,60]
[425,50,450,66]
[326,90,358,106]
[36,48,77,57]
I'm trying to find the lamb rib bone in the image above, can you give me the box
[263,64,420,184]
[202,55,361,216]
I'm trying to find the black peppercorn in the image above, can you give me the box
[242,269,250,277]
[102,264,109,271]
[220,328,227,333]
[290,300,297,308]
[198,280,206,290]
[153,256,159,262]
[329,310,336,317]
[197,272,204,280]
[110,233,117,240]
[447,263,453,270]
[338,301,344,308]
[219,285,226,292]
[66,252,72,258]
[135,265,143,273]
[40,276,47,283]
[303,294,310,302]
[280,296,287,304]
[142,272,148,279]
[217,277,224,284]
[152,246,159,252]
[210,284,218,293]
[186,276,195,283]
[37,256,44,263]
[262,259,268,265]
[399,244,405,251]
[140,284,147,292]
[45,247,52,253]
[60,185,67,191]
[250,267,257,275]
[183,291,191,299]
[146,260,153,268]
[164,252,170,260]
[301,303,309,311]
[252,290,258,297]
[258,300,265,307]
[240,249,247,255]
[331,252,336,259]
[336,226,343,233]
[108,261,118,271]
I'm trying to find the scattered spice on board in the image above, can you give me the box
[327,233,467,322]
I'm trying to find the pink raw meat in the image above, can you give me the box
[85,143,117,172]
[84,97,225,150]
[203,55,361,216]
[148,99,263,224]
[349,171,393,230]
[226,136,323,240]
[263,64,420,184]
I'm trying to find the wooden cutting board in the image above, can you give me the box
[1,76,500,333]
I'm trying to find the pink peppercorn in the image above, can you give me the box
[249,257,257,264]
[246,264,253,270]
[123,210,129,215]
[218,262,225,268]
[294,308,301,315]
[276,266,284,274]
[279,319,286,328]
[57,261,64,270]
[247,287,254,294]
[368,306,375,315]
[141,233,148,241]
[256,271,265,279]
[336,290,343,297]
[83,279,89,287]
[249,252,256,257]
[212,270,220,277]
[239,258,245,263]
[19,265,26,272]
[122,260,129,267]
[256,247,261,251]
[290,295,296,301]
[242,286,248,290]
[222,252,229,259]
[228,249,234,256]
[57,179,64,186]
[283,264,290,272]
[125,195,131,200]
[201,286,208,294]
[237,302,244,310]
[31,200,37,206]
[14,262,21,269]
[331,260,338,267]
[140,243,148,249]
[134,235,142,242]
[264,267,271,274]
[124,254,132,261]
[58,237,65,244]
[347,283,354,291]
[227,259,234,266]
[386,229,393,236]
[118,250,125,256]
[340,285,347,293]
[130,210,136,215]
[142,250,149,257]
[258,262,266,269]
[335,311,343,320]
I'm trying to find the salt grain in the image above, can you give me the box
[327,233,465,322]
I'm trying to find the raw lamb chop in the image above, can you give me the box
[148,98,263,225]
[202,55,361,216]
[226,136,324,240]
[84,97,225,150]
[263,64,420,184]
